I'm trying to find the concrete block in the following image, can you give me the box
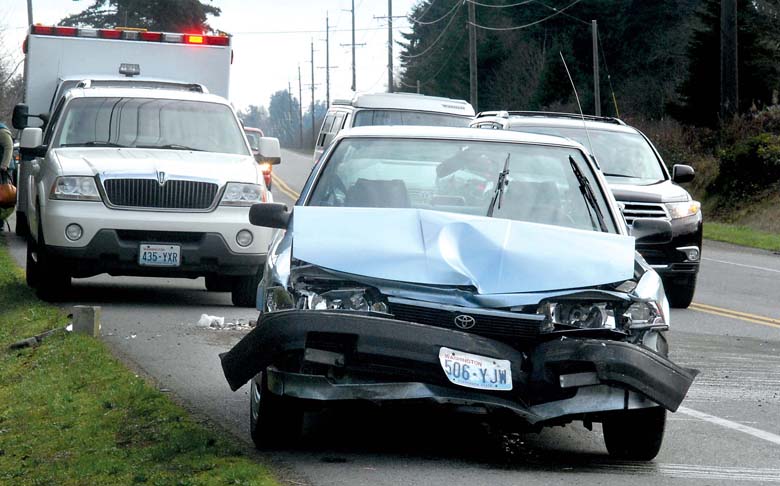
[72,305,101,337]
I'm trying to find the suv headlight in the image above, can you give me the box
[665,200,700,219]
[220,182,265,206]
[627,269,670,330]
[50,176,101,201]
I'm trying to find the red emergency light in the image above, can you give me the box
[99,29,123,40]
[28,25,231,47]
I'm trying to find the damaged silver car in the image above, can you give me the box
[220,126,698,460]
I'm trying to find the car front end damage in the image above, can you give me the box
[220,207,698,458]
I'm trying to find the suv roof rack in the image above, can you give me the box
[476,110,625,126]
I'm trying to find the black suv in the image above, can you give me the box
[471,111,702,308]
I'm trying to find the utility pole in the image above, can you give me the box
[340,1,365,92]
[388,0,394,92]
[26,0,33,25]
[720,0,738,120]
[297,65,304,148]
[468,0,478,111]
[592,20,601,116]
[311,40,316,147]
[351,0,356,91]
[326,15,331,106]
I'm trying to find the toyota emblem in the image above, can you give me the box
[454,314,476,330]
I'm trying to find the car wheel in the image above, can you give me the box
[231,270,262,307]
[205,275,233,292]
[249,371,303,449]
[25,240,39,288]
[32,208,70,301]
[665,274,697,309]
[16,212,29,238]
[602,406,666,461]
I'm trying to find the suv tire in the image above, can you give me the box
[665,274,697,309]
[29,208,71,301]
[16,212,29,239]
[249,372,303,449]
[603,407,666,460]
[205,275,233,292]
[231,270,262,307]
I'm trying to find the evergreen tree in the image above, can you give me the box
[61,0,220,33]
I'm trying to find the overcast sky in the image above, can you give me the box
[1,0,421,110]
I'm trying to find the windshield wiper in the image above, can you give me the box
[569,155,608,232]
[61,141,127,148]
[487,153,511,217]
[602,172,637,178]
[136,144,204,152]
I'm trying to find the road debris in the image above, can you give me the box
[7,323,72,350]
[196,314,255,330]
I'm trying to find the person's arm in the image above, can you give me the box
[0,129,13,171]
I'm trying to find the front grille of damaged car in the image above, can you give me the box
[103,178,218,210]
[389,302,542,342]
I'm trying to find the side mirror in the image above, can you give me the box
[249,202,290,229]
[254,137,282,165]
[19,128,46,157]
[672,164,695,184]
[12,104,29,129]
[631,218,673,245]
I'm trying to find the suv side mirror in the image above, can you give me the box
[254,137,282,165]
[672,164,695,184]
[249,202,290,229]
[19,128,47,158]
[631,218,673,245]
[12,104,29,129]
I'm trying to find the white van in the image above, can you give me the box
[313,92,475,161]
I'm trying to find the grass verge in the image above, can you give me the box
[705,222,780,252]
[0,241,277,486]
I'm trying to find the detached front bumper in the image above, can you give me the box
[220,311,698,424]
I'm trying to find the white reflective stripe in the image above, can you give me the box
[678,406,780,446]
[703,257,780,274]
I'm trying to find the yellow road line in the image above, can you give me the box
[689,302,780,329]
[271,175,300,200]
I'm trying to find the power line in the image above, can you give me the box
[411,0,440,23]
[232,26,409,35]
[397,27,468,89]
[465,0,535,8]
[401,3,462,59]
[408,0,461,25]
[532,0,589,25]
[468,0,583,31]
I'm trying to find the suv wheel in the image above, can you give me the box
[16,212,29,238]
[249,372,303,449]
[665,274,697,309]
[29,209,71,301]
[205,275,233,292]
[602,407,666,460]
[231,270,262,307]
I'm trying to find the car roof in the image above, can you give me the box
[331,92,476,117]
[336,125,590,151]
[63,86,230,104]
[476,113,640,135]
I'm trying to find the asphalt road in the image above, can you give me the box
[4,148,780,485]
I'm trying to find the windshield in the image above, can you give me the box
[509,126,666,184]
[353,109,471,128]
[308,138,617,233]
[53,97,250,155]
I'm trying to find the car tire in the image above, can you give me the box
[31,208,70,301]
[16,212,29,239]
[231,270,262,307]
[205,275,233,292]
[249,371,303,449]
[665,274,697,309]
[602,406,666,461]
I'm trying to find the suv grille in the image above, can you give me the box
[621,202,668,224]
[389,302,542,341]
[103,179,218,210]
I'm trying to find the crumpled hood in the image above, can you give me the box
[609,180,688,204]
[52,148,260,184]
[291,207,636,294]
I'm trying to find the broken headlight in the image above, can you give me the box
[539,301,617,332]
[623,301,666,330]
[625,269,670,330]
[264,286,295,312]
[297,287,390,313]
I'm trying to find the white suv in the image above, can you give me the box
[18,86,279,306]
